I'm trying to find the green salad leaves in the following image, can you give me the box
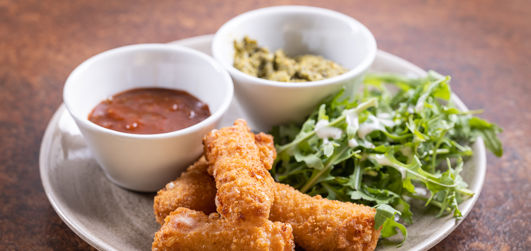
[270,71,503,244]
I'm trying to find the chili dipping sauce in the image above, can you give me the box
[88,88,211,134]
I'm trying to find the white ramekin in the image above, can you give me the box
[212,5,377,131]
[63,44,233,192]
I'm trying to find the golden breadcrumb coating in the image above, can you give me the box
[152,208,294,251]
[154,181,380,251]
[154,133,278,224]
[254,132,276,170]
[154,121,380,250]
[271,183,380,251]
[153,156,216,224]
[203,119,275,221]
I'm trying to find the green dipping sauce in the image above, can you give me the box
[233,36,347,82]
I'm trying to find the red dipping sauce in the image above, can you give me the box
[88,88,211,134]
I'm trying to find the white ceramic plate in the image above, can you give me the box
[40,34,486,251]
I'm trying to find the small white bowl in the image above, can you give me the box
[63,44,233,192]
[212,5,377,130]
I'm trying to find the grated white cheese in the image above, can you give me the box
[345,109,360,135]
[348,139,359,147]
[415,187,427,196]
[357,114,395,138]
[315,120,343,140]
[371,154,406,179]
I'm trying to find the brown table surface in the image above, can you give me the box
[1,0,529,250]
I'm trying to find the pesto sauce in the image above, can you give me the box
[233,36,347,82]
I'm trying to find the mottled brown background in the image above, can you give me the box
[0,0,529,250]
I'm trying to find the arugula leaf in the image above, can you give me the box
[468,117,503,157]
[270,71,503,244]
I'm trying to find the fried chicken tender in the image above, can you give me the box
[271,183,380,251]
[154,121,379,250]
[153,160,379,250]
[155,181,380,251]
[152,207,295,251]
[154,133,277,224]
[153,156,216,224]
[203,119,275,221]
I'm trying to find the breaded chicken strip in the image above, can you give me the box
[153,156,216,224]
[155,123,379,250]
[155,181,380,251]
[152,207,294,251]
[154,133,277,224]
[271,183,380,251]
[203,119,275,221]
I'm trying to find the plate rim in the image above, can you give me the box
[39,34,486,251]
[40,105,114,251]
